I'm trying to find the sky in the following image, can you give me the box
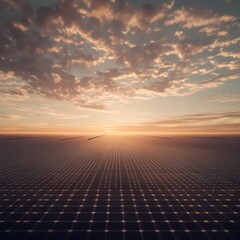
[0,0,240,135]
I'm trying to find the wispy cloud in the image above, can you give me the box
[145,111,240,125]
[117,111,240,134]
[0,114,22,120]
[165,7,236,28]
[210,95,240,103]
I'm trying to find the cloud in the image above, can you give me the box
[200,73,240,87]
[219,51,240,59]
[212,59,240,70]
[165,7,236,28]
[0,89,24,96]
[0,114,22,120]
[199,27,228,37]
[0,0,239,109]
[210,95,240,103]
[116,111,240,134]
[10,105,91,120]
[75,102,105,111]
[36,107,89,119]
[143,79,172,93]
[174,30,185,39]
[210,37,240,49]
[145,111,240,125]
[140,71,240,97]
[169,39,214,59]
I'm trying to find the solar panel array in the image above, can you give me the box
[0,135,240,240]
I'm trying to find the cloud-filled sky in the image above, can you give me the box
[0,0,240,134]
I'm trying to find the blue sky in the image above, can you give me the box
[0,0,240,134]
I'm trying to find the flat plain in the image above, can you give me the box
[0,135,240,240]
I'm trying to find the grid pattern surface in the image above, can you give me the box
[0,135,240,240]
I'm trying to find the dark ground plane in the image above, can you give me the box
[0,135,240,240]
